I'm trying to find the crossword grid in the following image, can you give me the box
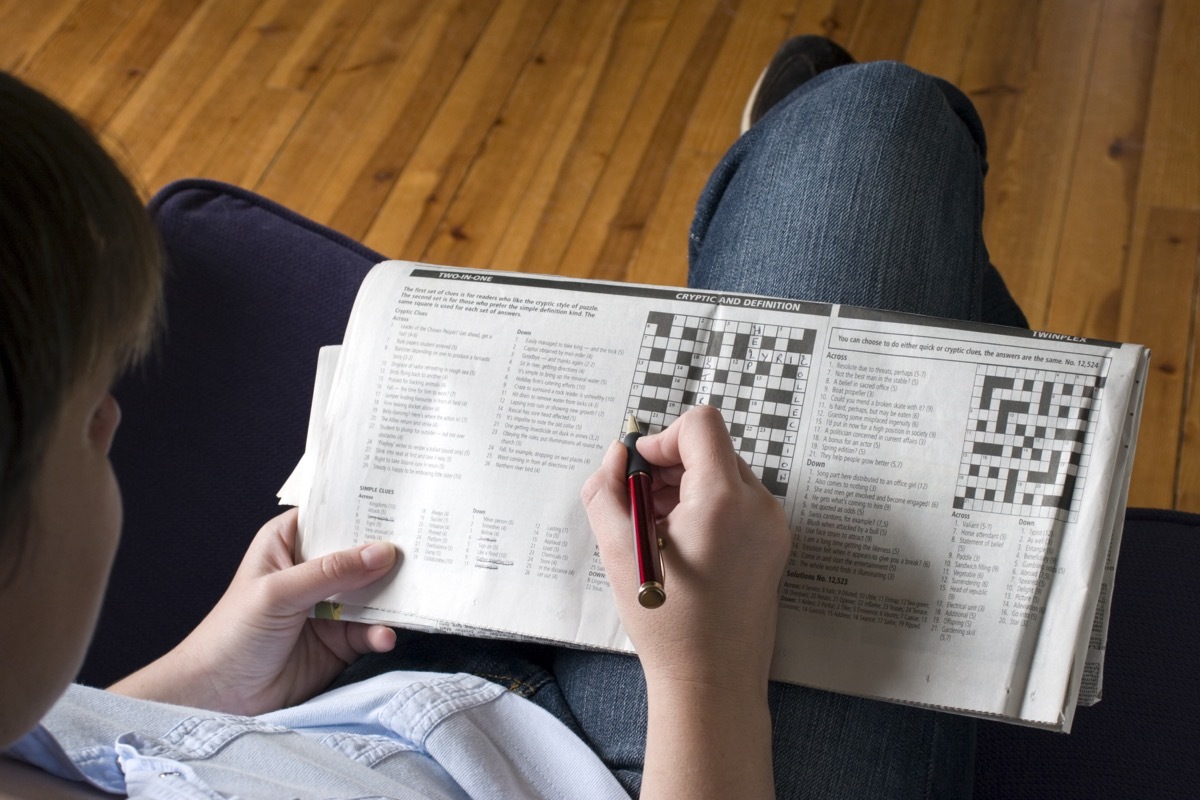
[626,311,815,498]
[954,365,1104,522]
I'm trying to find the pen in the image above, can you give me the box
[624,413,665,608]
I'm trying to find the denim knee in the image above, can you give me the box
[766,60,984,176]
[687,58,990,318]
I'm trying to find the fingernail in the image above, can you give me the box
[361,542,394,570]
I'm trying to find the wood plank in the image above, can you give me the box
[110,0,369,193]
[105,0,261,188]
[317,0,504,242]
[903,0,979,83]
[134,0,325,190]
[361,0,561,258]
[1175,216,1200,509]
[788,0,863,42]
[1134,0,1200,210]
[254,0,459,224]
[549,0,724,280]
[956,0,1039,203]
[847,0,920,63]
[200,89,314,190]
[963,0,1102,328]
[203,0,380,189]
[16,0,140,102]
[1121,207,1200,508]
[1134,0,1200,508]
[1,0,80,74]
[420,0,624,270]
[58,0,204,132]
[490,0,680,274]
[265,0,377,91]
[583,0,738,283]
[626,0,803,286]
[1043,0,1160,341]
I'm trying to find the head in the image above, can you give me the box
[0,72,163,744]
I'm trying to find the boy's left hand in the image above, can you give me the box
[109,508,399,715]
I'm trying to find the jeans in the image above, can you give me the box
[344,60,1025,799]
[689,60,1026,330]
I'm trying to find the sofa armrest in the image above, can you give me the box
[975,508,1200,798]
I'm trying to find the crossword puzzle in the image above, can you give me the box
[954,365,1104,522]
[626,311,815,497]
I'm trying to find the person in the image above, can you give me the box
[0,69,419,793]
[0,34,1025,798]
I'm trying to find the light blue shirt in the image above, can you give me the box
[5,671,630,798]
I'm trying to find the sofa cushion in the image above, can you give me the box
[81,179,382,687]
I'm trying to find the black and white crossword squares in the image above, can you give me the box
[626,311,815,497]
[954,365,1103,522]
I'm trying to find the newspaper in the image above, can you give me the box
[283,261,1149,731]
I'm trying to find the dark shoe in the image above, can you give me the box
[741,35,855,133]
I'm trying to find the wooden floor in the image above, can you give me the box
[7,0,1199,511]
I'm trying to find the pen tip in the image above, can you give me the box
[625,412,644,436]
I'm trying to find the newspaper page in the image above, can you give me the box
[290,261,1149,730]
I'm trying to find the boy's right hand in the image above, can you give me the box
[580,404,792,695]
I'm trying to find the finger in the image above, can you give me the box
[733,451,761,486]
[650,463,685,489]
[581,441,639,590]
[238,508,303,578]
[651,484,680,518]
[339,622,398,656]
[263,541,399,614]
[637,406,741,483]
[580,441,631,549]
[366,624,397,653]
[311,620,397,668]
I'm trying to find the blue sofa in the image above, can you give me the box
[85,179,1200,798]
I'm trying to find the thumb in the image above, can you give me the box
[265,541,399,614]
